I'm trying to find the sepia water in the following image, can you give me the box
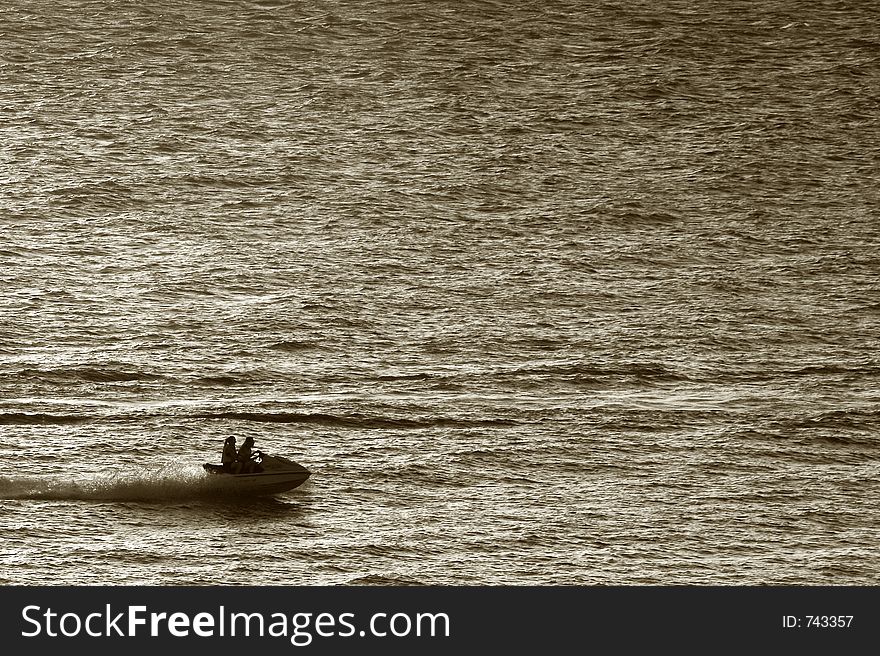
[1,0,878,586]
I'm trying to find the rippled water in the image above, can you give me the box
[1,0,879,585]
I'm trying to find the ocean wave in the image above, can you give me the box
[0,407,517,429]
[15,366,164,384]
[194,375,247,387]
[192,411,516,429]
[493,361,692,383]
[0,412,92,425]
[795,408,880,431]
[374,373,434,382]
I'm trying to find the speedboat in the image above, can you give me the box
[203,451,310,496]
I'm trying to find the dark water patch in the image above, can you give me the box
[374,372,434,382]
[193,411,358,426]
[78,368,164,383]
[268,340,320,352]
[0,412,93,425]
[15,366,164,384]
[427,380,466,392]
[0,247,36,257]
[194,375,247,387]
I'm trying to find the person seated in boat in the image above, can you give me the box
[221,436,237,472]
[234,435,257,473]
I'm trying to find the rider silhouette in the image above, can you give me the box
[235,435,256,473]
[221,436,237,472]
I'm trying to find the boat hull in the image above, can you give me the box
[202,453,311,496]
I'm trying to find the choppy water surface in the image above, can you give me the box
[1,0,879,585]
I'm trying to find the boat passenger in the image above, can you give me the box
[221,436,237,472]
[235,435,256,473]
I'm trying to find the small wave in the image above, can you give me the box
[195,375,246,386]
[0,412,92,425]
[194,411,349,425]
[347,574,424,586]
[268,340,320,352]
[374,373,433,382]
[796,409,880,431]
[17,366,163,384]
[77,368,163,383]
[192,411,516,429]
[792,363,880,378]
[495,361,690,384]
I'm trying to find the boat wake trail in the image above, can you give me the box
[0,465,245,502]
